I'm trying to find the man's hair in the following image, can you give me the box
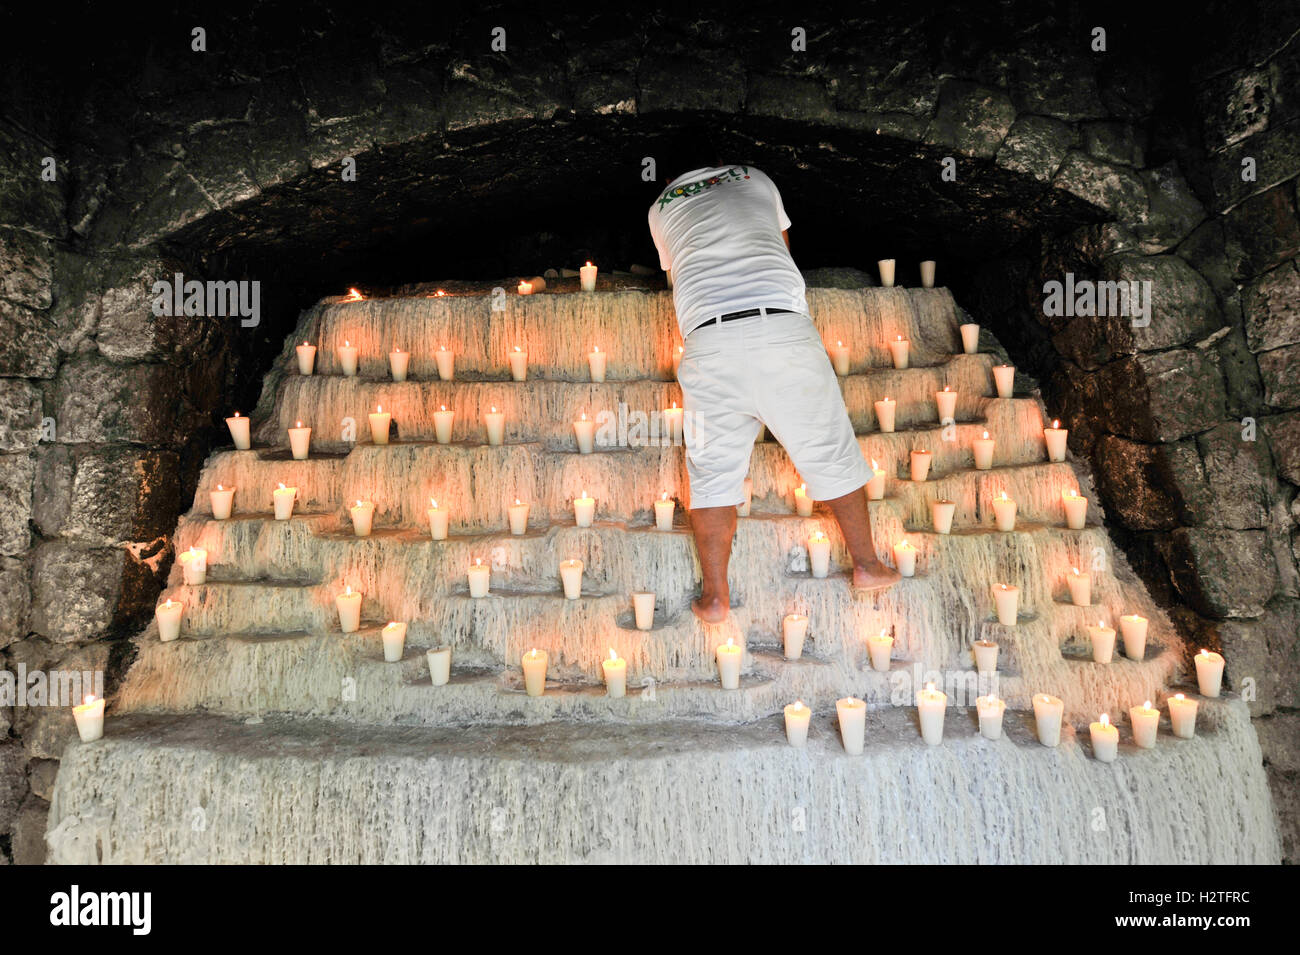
[655,127,726,183]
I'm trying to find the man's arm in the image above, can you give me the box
[782,229,790,251]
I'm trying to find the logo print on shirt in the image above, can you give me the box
[657,167,751,209]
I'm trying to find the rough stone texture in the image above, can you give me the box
[0,301,58,378]
[0,226,53,310]
[0,380,44,453]
[1092,435,1209,531]
[7,639,113,760]
[62,448,182,547]
[11,796,48,865]
[1195,422,1274,529]
[1135,163,1207,254]
[0,743,25,837]
[53,357,184,446]
[0,557,31,649]
[995,115,1076,183]
[1258,343,1300,408]
[0,454,34,556]
[923,80,1016,159]
[1243,260,1300,353]
[1086,349,1227,444]
[1052,151,1149,223]
[27,759,59,803]
[28,544,130,644]
[1222,184,1300,281]
[1263,413,1300,485]
[1212,599,1300,716]
[1159,527,1278,619]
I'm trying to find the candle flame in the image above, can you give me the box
[896,334,903,341]
[490,406,497,413]
[726,637,735,648]
[296,420,303,428]
[608,648,617,661]
[1143,700,1152,709]
[925,682,935,691]
[475,558,482,566]
[1000,491,1008,501]
[1052,419,1060,429]
[515,498,522,506]
[799,483,806,492]
[84,695,96,705]
[440,404,447,411]
[217,484,224,491]
[871,458,878,469]
[1100,713,1110,726]
[355,500,363,507]
[188,546,197,557]
[436,290,446,297]
[1000,583,1007,590]
[1072,567,1079,575]
[430,498,438,508]
[344,340,351,347]
[671,402,678,410]
[346,288,362,300]
[793,700,804,711]
[232,410,240,418]
[1199,648,1209,657]
[582,489,589,498]
[303,341,310,346]
[593,345,599,353]
[278,482,286,490]
[982,430,989,440]
[529,647,538,658]
[1175,693,1185,701]
[837,339,843,346]
[661,491,669,501]
[344,584,352,595]
[943,385,950,392]
[586,261,593,267]
[164,598,173,609]
[376,404,382,413]
[677,345,684,354]
[440,344,446,350]
[514,345,521,352]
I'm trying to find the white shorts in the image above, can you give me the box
[677,311,871,508]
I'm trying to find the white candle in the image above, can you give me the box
[588,345,607,382]
[877,258,896,288]
[522,647,548,696]
[179,546,207,586]
[916,682,947,745]
[1088,618,1116,663]
[427,647,452,686]
[993,583,1019,626]
[632,591,655,631]
[210,483,235,520]
[574,489,595,528]
[784,700,812,747]
[434,404,454,444]
[931,499,955,534]
[992,491,1017,532]
[1090,713,1119,762]
[155,598,183,643]
[336,584,362,634]
[559,558,584,600]
[992,364,1014,398]
[866,459,886,500]
[654,491,675,531]
[864,628,893,671]
[829,339,850,376]
[273,482,297,521]
[517,280,534,296]
[226,411,251,450]
[1120,614,1148,660]
[794,483,814,517]
[716,637,743,690]
[574,412,595,454]
[664,402,684,444]
[1168,693,1198,739]
[381,621,407,662]
[1063,490,1088,530]
[468,558,490,598]
[338,339,359,377]
[508,345,528,382]
[909,449,931,482]
[920,260,937,289]
[508,498,530,536]
[973,639,998,675]
[1067,567,1091,607]
[977,694,1005,740]
[672,344,684,379]
[368,405,392,445]
[72,695,105,743]
[1195,649,1225,698]
[602,649,627,697]
[836,697,867,754]
[782,613,810,659]
[1033,693,1064,746]
[959,322,979,354]
[808,530,831,578]
[935,386,957,422]
[484,406,505,446]
[435,345,455,381]
[893,539,917,577]
[737,477,754,516]
[389,348,409,382]
[973,430,994,470]
[888,335,910,369]
[350,499,376,537]
[1130,699,1159,748]
[427,499,449,541]
[1044,419,1068,462]
[288,420,311,460]
[580,261,598,292]
[875,397,896,433]
[296,341,317,375]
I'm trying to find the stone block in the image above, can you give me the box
[995,116,1076,183]
[1242,260,1300,353]
[10,795,48,864]
[1262,413,1300,485]
[1135,163,1207,254]
[0,379,43,453]
[1222,182,1300,281]
[1052,151,1149,224]
[1259,343,1300,408]
[0,556,30,649]
[0,742,25,835]
[0,125,66,237]
[922,80,1016,159]
[1213,600,1300,714]
[1081,121,1145,166]
[1208,117,1300,213]
[27,759,59,803]
[1092,434,1207,531]
[0,453,34,556]
[637,51,744,115]
[1090,349,1227,443]
[746,74,834,123]
[28,543,128,644]
[64,448,182,546]
[0,301,58,378]
[1195,422,1273,529]
[1159,527,1277,618]
[0,226,53,310]
[53,356,184,445]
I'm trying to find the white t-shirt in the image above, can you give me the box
[648,165,808,336]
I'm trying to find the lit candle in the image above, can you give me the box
[959,321,979,354]
[350,499,376,537]
[210,483,235,520]
[931,499,955,534]
[784,700,812,747]
[434,404,454,444]
[716,637,743,690]
[935,385,957,422]
[336,584,362,634]
[435,344,455,381]
[1168,693,1199,739]
[836,696,867,754]
[992,364,1014,398]
[508,498,530,536]
[273,482,297,521]
[467,558,490,598]
[867,628,893,671]
[574,489,595,528]
[1130,699,1159,748]
[288,420,311,460]
[179,546,207,586]
[1062,490,1088,530]
[296,341,317,375]
[672,344,684,379]
[338,339,359,377]
[993,583,1019,626]
[72,694,105,743]
[484,406,505,446]
[793,483,814,517]
[920,260,937,289]
[654,491,675,531]
[1067,567,1091,607]
[1195,648,1225,698]
[973,430,994,470]
[522,647,548,696]
[155,597,183,643]
[427,647,452,686]
[559,558,584,600]
[427,498,449,541]
[381,621,407,662]
[888,334,909,369]
[973,639,998,675]
[385,348,408,383]
[580,261,598,292]
[1119,614,1148,660]
[737,477,754,516]
[977,694,1005,739]
[226,411,251,450]
[345,287,363,301]
[829,339,850,376]
[368,405,392,445]
[517,280,534,296]
[574,411,595,454]
[588,344,607,382]
[1033,693,1065,746]
[632,591,656,631]
[874,396,897,433]
[866,459,886,500]
[877,258,896,288]
[992,491,1017,532]
[1090,713,1119,762]
[508,345,528,382]
[808,530,831,578]
[916,682,947,745]
[602,649,627,697]
[909,449,931,482]
[892,538,917,577]
[664,402,684,444]
[1087,618,1116,663]
[1044,418,1068,462]
[782,613,810,659]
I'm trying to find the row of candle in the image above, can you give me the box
[874,258,938,289]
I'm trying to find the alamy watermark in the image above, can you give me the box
[0,666,103,707]
[151,272,260,327]
[1042,272,1151,328]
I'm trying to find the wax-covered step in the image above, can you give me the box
[887,461,1091,531]
[192,450,345,515]
[162,580,339,636]
[171,513,339,582]
[838,353,998,428]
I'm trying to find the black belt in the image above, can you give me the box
[692,307,795,332]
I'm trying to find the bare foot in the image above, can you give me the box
[853,561,902,592]
[692,595,730,623]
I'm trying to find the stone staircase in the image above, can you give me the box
[45,281,1280,864]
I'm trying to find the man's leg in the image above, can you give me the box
[824,486,902,590]
[690,505,737,623]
